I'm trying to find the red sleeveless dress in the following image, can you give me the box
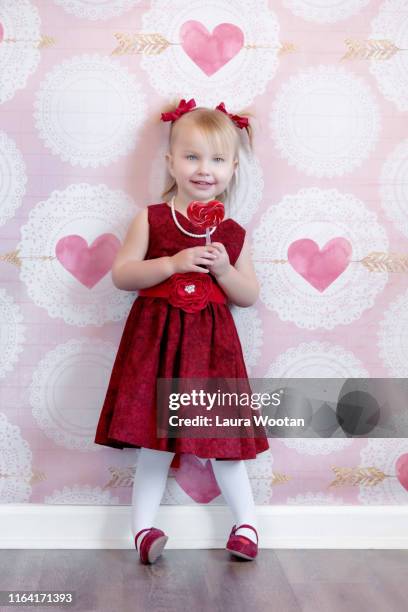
[94,202,269,469]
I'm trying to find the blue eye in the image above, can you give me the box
[186,154,225,161]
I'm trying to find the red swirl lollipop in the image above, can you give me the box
[187,200,225,245]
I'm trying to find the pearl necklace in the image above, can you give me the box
[168,195,217,239]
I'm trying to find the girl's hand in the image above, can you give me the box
[170,246,217,274]
[204,242,231,278]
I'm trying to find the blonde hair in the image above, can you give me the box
[160,101,254,209]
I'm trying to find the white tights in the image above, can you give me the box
[131,447,258,547]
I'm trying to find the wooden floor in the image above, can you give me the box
[0,549,407,611]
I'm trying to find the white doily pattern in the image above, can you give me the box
[379,139,408,239]
[286,492,344,504]
[17,183,136,326]
[0,288,26,380]
[0,0,41,104]
[369,0,408,111]
[0,131,27,227]
[265,341,370,378]
[282,0,369,23]
[377,287,408,377]
[265,340,368,455]
[252,188,389,330]
[140,0,280,108]
[359,439,408,504]
[0,412,33,502]
[34,54,146,168]
[30,338,120,452]
[270,65,381,177]
[150,141,263,227]
[229,304,263,374]
[44,484,119,504]
[52,0,140,21]
[282,437,353,456]
[225,148,264,226]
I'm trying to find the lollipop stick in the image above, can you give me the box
[205,227,211,245]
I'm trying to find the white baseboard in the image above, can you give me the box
[0,504,407,549]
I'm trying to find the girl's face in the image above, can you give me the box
[165,124,238,204]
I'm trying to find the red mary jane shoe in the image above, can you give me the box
[226,524,259,560]
[135,527,168,564]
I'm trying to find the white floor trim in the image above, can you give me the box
[0,504,407,549]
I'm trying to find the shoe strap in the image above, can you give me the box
[232,523,258,544]
[135,527,152,551]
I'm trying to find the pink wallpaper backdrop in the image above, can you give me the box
[1,0,408,507]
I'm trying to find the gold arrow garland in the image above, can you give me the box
[0,465,399,490]
[3,34,406,59]
[110,32,406,61]
[102,466,135,490]
[0,250,54,268]
[361,252,408,273]
[101,465,290,490]
[111,32,296,56]
[1,249,407,273]
[2,35,55,48]
[100,465,399,490]
[341,38,408,61]
[329,465,393,487]
[0,468,46,485]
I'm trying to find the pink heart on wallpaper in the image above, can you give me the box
[287,237,352,292]
[175,454,221,502]
[180,21,244,76]
[55,234,120,289]
[396,453,408,492]
[0,23,4,44]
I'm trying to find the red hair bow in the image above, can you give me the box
[160,98,249,130]
[215,102,249,130]
[161,98,196,122]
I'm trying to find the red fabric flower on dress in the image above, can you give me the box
[168,273,212,313]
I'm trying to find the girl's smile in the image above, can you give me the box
[190,180,216,189]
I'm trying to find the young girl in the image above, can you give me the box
[94,97,270,564]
